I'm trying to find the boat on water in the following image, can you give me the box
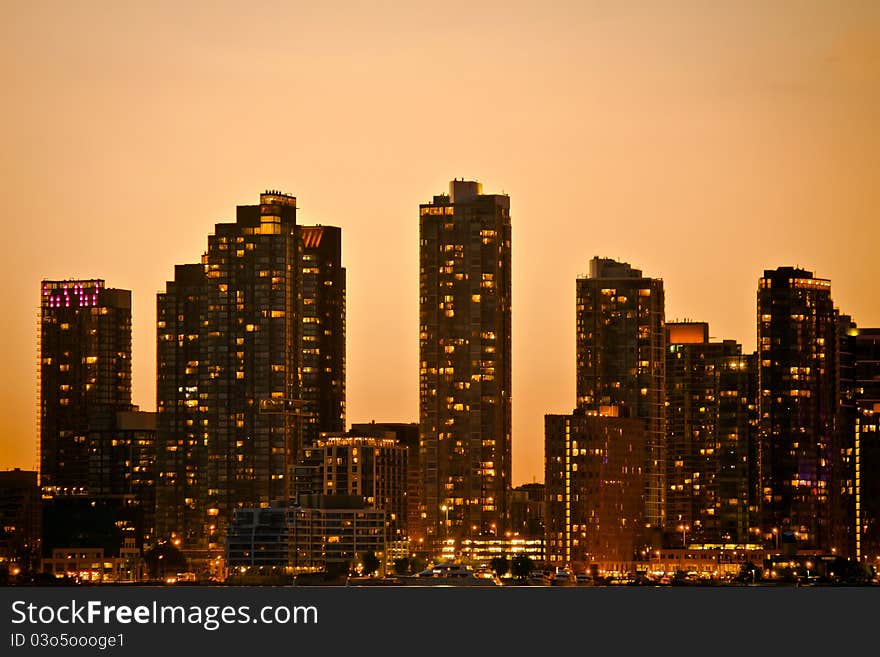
[575,572,595,586]
[407,562,502,587]
[551,568,577,586]
[527,570,552,586]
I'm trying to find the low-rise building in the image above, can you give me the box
[457,535,545,565]
[42,539,142,582]
[640,543,770,579]
[294,432,407,544]
[226,495,386,574]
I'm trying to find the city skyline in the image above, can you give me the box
[4,196,877,488]
[3,2,880,488]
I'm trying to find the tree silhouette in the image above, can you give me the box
[143,542,187,580]
[511,555,535,579]
[490,555,510,578]
[361,551,381,576]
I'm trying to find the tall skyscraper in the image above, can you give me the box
[757,267,837,551]
[665,322,758,544]
[835,315,858,558]
[419,179,512,546]
[837,322,880,562]
[156,192,302,554]
[545,410,645,566]
[853,328,880,563]
[299,225,346,448]
[575,257,665,534]
[155,264,205,549]
[39,279,132,495]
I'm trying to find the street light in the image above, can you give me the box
[678,524,690,548]
[772,528,779,551]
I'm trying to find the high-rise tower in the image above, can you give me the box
[575,257,666,533]
[418,179,512,547]
[757,267,837,551]
[156,192,302,553]
[39,279,132,495]
[665,322,758,544]
[836,320,880,561]
[299,225,346,448]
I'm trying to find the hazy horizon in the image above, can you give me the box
[3,1,879,485]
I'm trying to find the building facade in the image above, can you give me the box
[419,179,512,547]
[294,432,407,544]
[510,482,545,539]
[665,322,758,545]
[299,225,346,448]
[226,497,386,573]
[350,422,422,547]
[154,264,207,550]
[156,192,302,553]
[39,280,132,495]
[87,410,157,547]
[835,315,858,558]
[575,257,665,533]
[545,410,645,568]
[41,543,141,583]
[0,469,41,573]
[847,326,880,562]
[757,267,838,551]
[41,495,142,569]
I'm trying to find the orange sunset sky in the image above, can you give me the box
[2,1,879,486]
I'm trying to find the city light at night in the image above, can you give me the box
[1,3,879,654]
